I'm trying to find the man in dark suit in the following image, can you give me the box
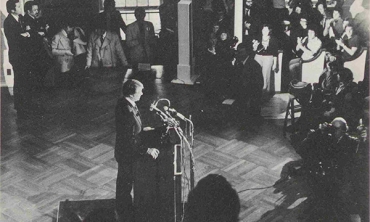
[4,0,32,116]
[233,42,264,121]
[115,79,159,221]
[23,1,51,89]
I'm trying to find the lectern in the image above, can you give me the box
[134,126,183,222]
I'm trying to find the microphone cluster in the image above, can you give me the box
[149,99,188,126]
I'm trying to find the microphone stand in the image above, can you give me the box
[149,99,196,222]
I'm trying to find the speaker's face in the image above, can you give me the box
[132,86,144,102]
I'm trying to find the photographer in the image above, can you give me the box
[297,117,367,217]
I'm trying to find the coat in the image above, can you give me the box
[126,21,156,64]
[51,30,74,73]
[86,31,128,68]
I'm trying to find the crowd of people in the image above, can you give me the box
[195,0,369,115]
[4,0,163,118]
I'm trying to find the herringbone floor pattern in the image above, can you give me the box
[1,69,367,221]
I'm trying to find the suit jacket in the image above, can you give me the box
[86,31,128,68]
[126,20,156,64]
[51,30,74,73]
[23,14,47,59]
[3,14,27,65]
[115,98,147,164]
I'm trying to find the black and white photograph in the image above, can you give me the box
[1,0,369,221]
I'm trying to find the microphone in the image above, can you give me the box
[149,101,156,111]
[164,106,186,120]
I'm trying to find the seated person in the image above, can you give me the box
[184,174,240,222]
[86,20,128,68]
[317,53,340,94]
[323,8,344,39]
[296,24,322,61]
[335,22,360,61]
[323,68,362,128]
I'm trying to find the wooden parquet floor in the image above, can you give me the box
[1,69,368,222]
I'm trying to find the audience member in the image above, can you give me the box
[184,174,240,222]
[72,27,88,72]
[243,0,262,43]
[279,20,297,92]
[96,0,127,39]
[211,29,237,99]
[323,68,362,128]
[214,7,232,35]
[253,24,279,99]
[296,24,322,61]
[233,42,263,119]
[291,17,309,45]
[86,20,128,69]
[335,22,360,61]
[4,0,35,116]
[126,7,156,67]
[51,19,76,87]
[313,2,331,39]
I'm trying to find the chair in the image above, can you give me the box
[283,81,312,137]
[283,94,302,137]
[344,47,367,83]
[301,48,326,84]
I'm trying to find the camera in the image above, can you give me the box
[319,122,335,136]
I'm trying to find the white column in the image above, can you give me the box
[172,0,198,85]
[234,0,243,47]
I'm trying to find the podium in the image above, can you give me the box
[134,126,183,222]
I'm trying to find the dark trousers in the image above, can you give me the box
[116,162,134,221]
[11,61,32,111]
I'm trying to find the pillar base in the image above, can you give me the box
[172,64,199,85]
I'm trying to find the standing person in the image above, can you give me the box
[86,20,128,69]
[233,42,263,121]
[126,7,156,68]
[253,24,279,99]
[115,79,159,222]
[97,0,127,39]
[51,19,74,87]
[23,1,51,90]
[4,0,34,116]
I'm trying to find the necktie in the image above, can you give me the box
[133,105,140,117]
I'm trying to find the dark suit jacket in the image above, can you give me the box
[23,14,46,58]
[97,10,127,39]
[233,56,263,103]
[115,98,147,164]
[3,14,27,65]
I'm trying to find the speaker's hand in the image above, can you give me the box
[147,148,160,159]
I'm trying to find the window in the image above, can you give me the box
[100,0,162,39]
